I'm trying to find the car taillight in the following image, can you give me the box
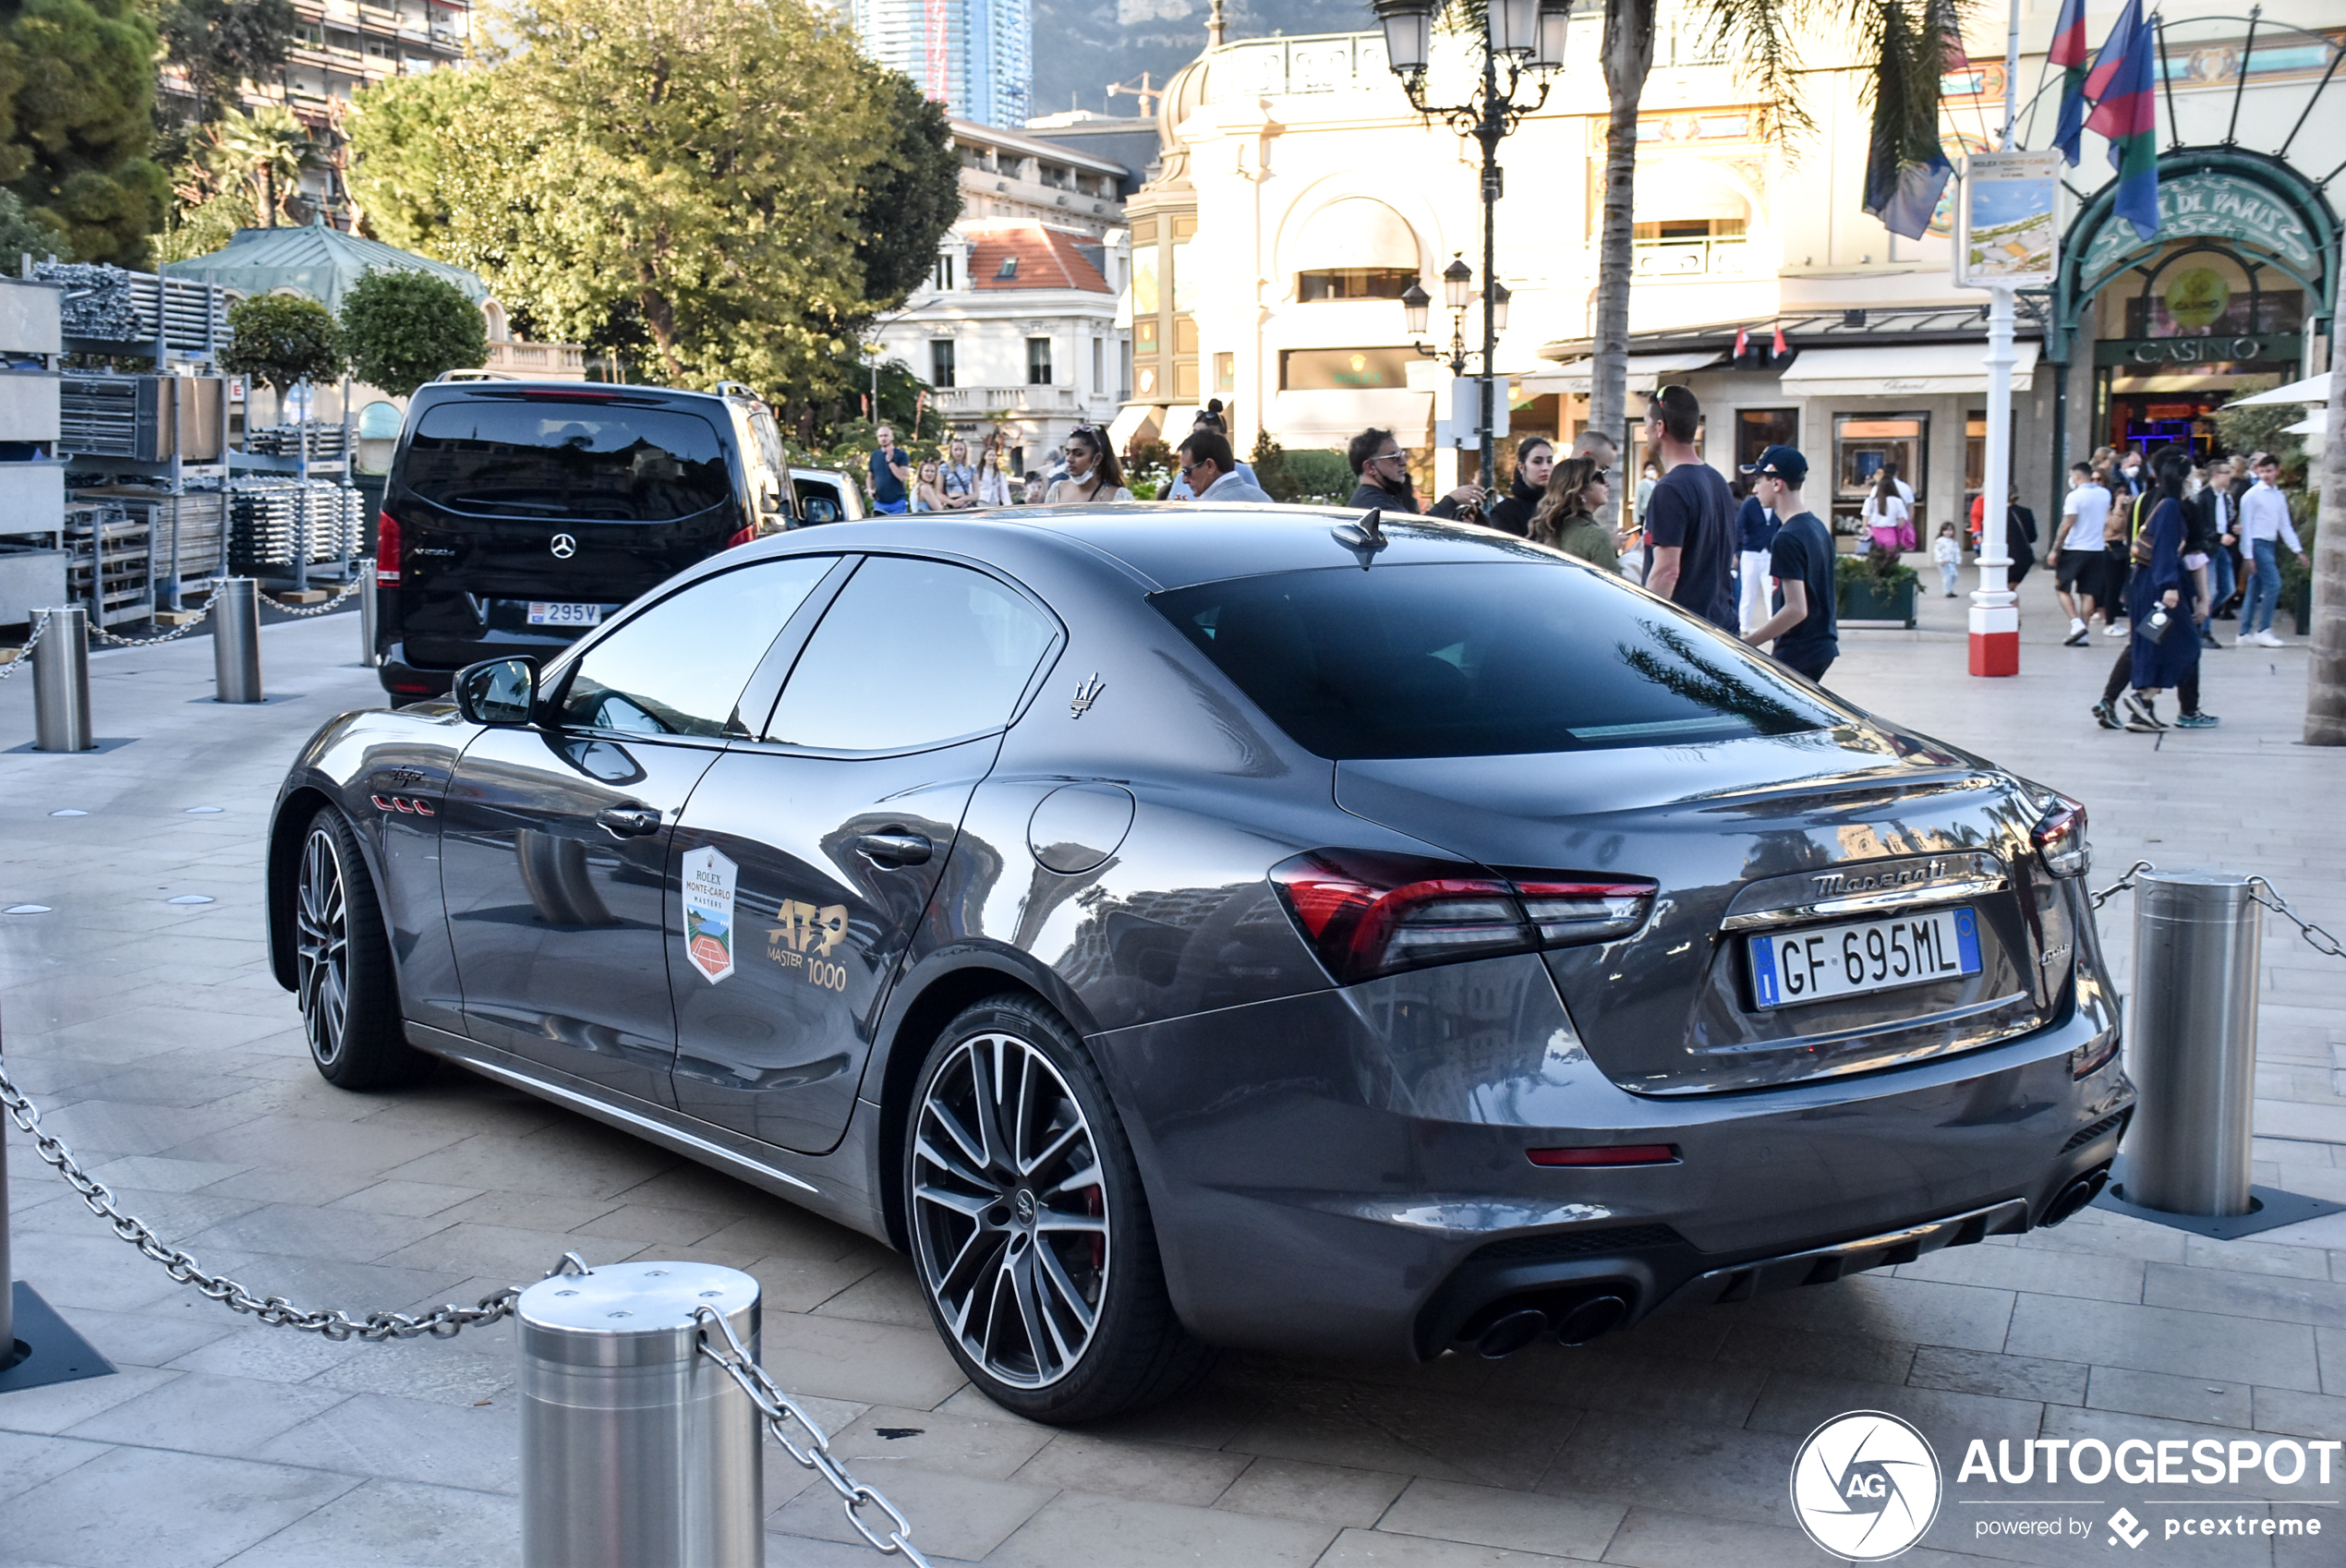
[2032,798,2089,878]
[1268,850,1656,985]
[376,512,401,585]
[2068,1028,2120,1080]
[726,525,756,549]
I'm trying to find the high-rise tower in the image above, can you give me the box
[849,0,1032,129]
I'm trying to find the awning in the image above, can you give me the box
[2281,412,2327,436]
[1534,352,1725,394]
[2224,372,2331,408]
[1271,388,1433,449]
[1106,403,1164,452]
[1778,342,2038,397]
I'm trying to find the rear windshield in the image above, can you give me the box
[1152,561,1842,759]
[403,399,732,522]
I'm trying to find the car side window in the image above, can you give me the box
[559,556,835,738]
[766,556,1055,752]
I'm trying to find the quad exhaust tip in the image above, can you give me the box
[1553,1293,1627,1345]
[1473,1309,1549,1359]
[1468,1291,1633,1358]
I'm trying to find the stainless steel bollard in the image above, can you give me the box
[2,1109,18,1369]
[2123,868,2261,1217]
[30,607,93,752]
[357,558,380,667]
[517,1260,764,1568]
[212,578,263,704]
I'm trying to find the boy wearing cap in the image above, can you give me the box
[1742,446,1839,683]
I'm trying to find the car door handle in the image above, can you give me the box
[854,831,932,867]
[597,804,663,838]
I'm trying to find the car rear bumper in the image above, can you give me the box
[1085,950,2130,1362]
[376,633,588,697]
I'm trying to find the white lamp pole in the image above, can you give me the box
[1968,0,2026,677]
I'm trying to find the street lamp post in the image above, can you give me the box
[1376,0,1567,489]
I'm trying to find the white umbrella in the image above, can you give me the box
[2281,412,2323,436]
[2222,372,2333,408]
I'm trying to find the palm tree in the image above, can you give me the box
[1584,0,1965,454]
[2307,331,2342,745]
[212,106,313,227]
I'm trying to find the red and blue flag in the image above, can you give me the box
[2049,0,2091,165]
[2086,0,2159,240]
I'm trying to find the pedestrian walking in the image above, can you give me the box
[940,439,978,509]
[2099,464,2134,635]
[2051,461,2109,643]
[1633,459,1659,533]
[1175,428,1273,502]
[867,423,912,514]
[1163,402,1262,499]
[1733,474,1781,634]
[912,457,948,513]
[2005,488,2038,588]
[2089,447,2211,730]
[1932,522,1962,597]
[1046,425,1133,503]
[1639,385,1738,633]
[975,446,1014,507]
[2195,459,2236,639]
[1741,446,1837,683]
[1860,469,1911,557]
[1345,427,1483,516]
[1022,471,1047,505]
[1485,436,1554,537]
[1529,455,1617,570]
[2235,452,2303,646]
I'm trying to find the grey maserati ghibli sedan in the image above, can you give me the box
[267,507,2131,1422]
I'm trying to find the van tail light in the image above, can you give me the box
[2032,798,2089,878]
[726,525,756,549]
[1268,850,1655,985]
[375,512,401,585]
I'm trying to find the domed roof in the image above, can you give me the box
[1152,47,1219,184]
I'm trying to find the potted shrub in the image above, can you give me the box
[1836,541,1918,628]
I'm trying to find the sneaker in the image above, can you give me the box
[2255,628,2287,648]
[2068,617,2086,637]
[2200,626,2222,648]
[2104,621,2130,636]
[2064,626,2091,646]
[2091,699,2122,730]
[2174,709,2220,728]
[2121,692,2165,732]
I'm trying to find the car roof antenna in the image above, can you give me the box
[1332,506,1387,569]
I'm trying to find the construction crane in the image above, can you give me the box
[1105,72,1163,114]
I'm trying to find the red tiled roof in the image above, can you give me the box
[967,224,1110,294]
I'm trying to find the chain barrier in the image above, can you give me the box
[2088,860,2157,911]
[2087,862,2343,961]
[91,592,218,648]
[0,1057,522,1340]
[695,1307,937,1565]
[257,576,367,619]
[0,607,50,681]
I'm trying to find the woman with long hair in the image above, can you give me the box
[1046,425,1131,503]
[2093,445,2209,731]
[912,457,948,513]
[975,444,1013,507]
[1528,455,1617,570]
[1484,436,1554,537]
[1861,468,1910,556]
[941,438,977,509]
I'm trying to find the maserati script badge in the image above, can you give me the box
[550,533,577,560]
[1070,674,1105,718]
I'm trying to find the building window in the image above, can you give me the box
[997,257,1019,281]
[1120,340,1132,401]
[933,252,956,292]
[1091,336,1104,393]
[1297,268,1418,302]
[1215,352,1234,394]
[930,339,956,389]
[1735,408,1796,474]
[1026,337,1053,386]
[1279,347,1412,391]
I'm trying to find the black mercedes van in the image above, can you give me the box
[373,378,798,697]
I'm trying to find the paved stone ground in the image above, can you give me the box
[0,580,2340,1568]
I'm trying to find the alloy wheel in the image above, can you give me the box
[912,1031,1108,1389]
[295,824,351,1067]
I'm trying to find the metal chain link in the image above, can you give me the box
[91,592,217,648]
[695,1308,937,1566]
[2088,860,2156,911]
[257,576,367,618]
[0,607,50,681]
[0,1056,524,1340]
[2247,878,2346,960]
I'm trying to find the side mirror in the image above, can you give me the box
[453,657,538,726]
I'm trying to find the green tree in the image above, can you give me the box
[339,268,486,397]
[152,183,245,261]
[211,105,311,226]
[160,0,294,124]
[222,292,344,396]
[0,0,169,263]
[851,71,961,309]
[1249,428,1300,501]
[0,185,61,263]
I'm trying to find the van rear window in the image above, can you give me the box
[404,401,732,521]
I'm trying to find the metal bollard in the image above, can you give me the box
[357,557,381,667]
[2,1109,17,1370]
[212,578,263,704]
[517,1259,764,1568]
[30,607,93,752]
[2122,868,2261,1217]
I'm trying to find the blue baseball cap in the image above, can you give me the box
[1740,444,1808,486]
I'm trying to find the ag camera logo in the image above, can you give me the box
[1791,1411,1943,1561]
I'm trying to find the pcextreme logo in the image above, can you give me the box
[1791,1411,1943,1561]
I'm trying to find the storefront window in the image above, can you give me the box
[1832,414,1927,537]
[1735,407,1796,472]
[1280,348,1413,390]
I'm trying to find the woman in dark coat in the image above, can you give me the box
[2122,447,2200,728]
[1483,436,1554,537]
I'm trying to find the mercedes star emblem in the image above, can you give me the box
[550,533,577,560]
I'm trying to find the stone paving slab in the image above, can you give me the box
[0,589,2340,1565]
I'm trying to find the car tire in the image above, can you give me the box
[295,805,426,1091]
[904,995,1213,1424]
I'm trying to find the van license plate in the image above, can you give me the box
[527,602,602,627]
[1748,908,1981,1008]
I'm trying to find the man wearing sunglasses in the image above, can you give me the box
[1176,428,1272,503]
[1346,428,1484,517]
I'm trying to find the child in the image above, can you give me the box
[1932,522,1963,597]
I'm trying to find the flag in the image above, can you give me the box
[1772,323,1787,356]
[1865,137,1954,241]
[2049,0,2091,165]
[1733,326,1748,359]
[2086,0,2159,241]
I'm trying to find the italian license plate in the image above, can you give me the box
[1749,907,1982,1008]
[527,602,603,627]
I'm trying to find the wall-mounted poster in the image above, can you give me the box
[1955,150,2061,289]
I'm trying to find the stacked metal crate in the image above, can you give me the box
[0,276,67,627]
[61,501,147,621]
[244,421,351,459]
[228,478,359,572]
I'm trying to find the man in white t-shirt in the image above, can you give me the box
[2050,461,2110,645]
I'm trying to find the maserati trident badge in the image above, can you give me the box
[1070,673,1104,718]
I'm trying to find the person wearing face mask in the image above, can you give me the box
[1044,425,1133,503]
[1483,436,1554,537]
[1345,428,1483,517]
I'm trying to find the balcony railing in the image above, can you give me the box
[485,341,586,377]
[929,385,1089,414]
[1629,237,1755,279]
